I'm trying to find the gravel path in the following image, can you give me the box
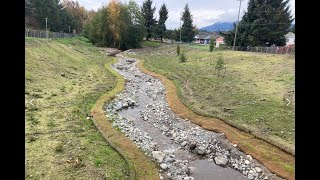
[103,53,283,180]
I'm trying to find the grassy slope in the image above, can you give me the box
[130,44,295,153]
[129,43,295,179]
[25,37,129,179]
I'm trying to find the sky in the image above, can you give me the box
[77,0,295,30]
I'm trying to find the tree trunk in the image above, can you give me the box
[161,37,163,43]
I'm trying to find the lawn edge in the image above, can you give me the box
[90,57,160,180]
[135,57,295,180]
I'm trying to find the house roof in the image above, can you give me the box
[216,37,224,42]
[194,34,212,39]
[285,32,295,38]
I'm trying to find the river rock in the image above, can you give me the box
[248,174,254,179]
[255,167,262,173]
[160,163,168,170]
[152,151,166,163]
[246,155,253,161]
[196,147,206,155]
[181,141,188,147]
[184,177,194,180]
[189,142,197,149]
[245,160,250,165]
[214,156,229,166]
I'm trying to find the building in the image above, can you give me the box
[194,34,213,44]
[215,36,225,48]
[285,32,295,46]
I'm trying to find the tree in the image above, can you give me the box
[141,0,156,40]
[107,0,122,48]
[177,44,180,55]
[157,3,168,42]
[181,4,195,43]
[179,51,187,62]
[120,0,146,49]
[215,55,225,77]
[209,36,215,52]
[62,0,88,33]
[221,0,293,47]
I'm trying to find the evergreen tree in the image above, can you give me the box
[157,3,168,42]
[181,4,195,43]
[141,0,156,40]
[221,0,293,47]
[177,44,180,55]
[209,36,215,52]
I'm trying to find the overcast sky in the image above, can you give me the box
[77,0,295,30]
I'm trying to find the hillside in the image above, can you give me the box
[200,21,235,32]
[25,37,128,179]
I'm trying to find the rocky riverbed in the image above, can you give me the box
[103,52,283,180]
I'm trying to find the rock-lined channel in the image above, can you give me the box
[103,53,283,180]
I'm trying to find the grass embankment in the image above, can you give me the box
[128,43,295,180]
[25,37,158,179]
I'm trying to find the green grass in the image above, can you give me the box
[130,44,295,150]
[25,36,129,179]
[142,40,162,48]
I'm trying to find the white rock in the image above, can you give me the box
[255,167,262,173]
[248,174,254,180]
[233,144,238,148]
[160,163,168,170]
[214,156,229,166]
[245,160,251,165]
[181,141,188,147]
[152,151,166,163]
[246,155,253,161]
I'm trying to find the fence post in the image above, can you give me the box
[286,46,289,54]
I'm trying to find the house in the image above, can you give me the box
[194,34,213,44]
[285,32,295,46]
[215,36,225,48]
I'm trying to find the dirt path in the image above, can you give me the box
[104,54,283,180]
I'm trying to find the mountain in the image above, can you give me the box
[200,22,236,32]
[200,22,295,32]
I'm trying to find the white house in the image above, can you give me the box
[285,32,295,46]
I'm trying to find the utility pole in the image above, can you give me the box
[233,0,243,50]
[180,19,182,43]
[45,17,48,38]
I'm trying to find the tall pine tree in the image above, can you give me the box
[157,3,168,42]
[141,0,156,40]
[221,0,293,47]
[181,4,195,43]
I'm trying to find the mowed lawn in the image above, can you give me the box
[131,43,295,152]
[25,37,129,179]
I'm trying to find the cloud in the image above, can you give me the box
[77,0,295,28]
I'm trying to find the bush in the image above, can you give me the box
[215,55,225,76]
[179,51,187,62]
[209,37,215,52]
[177,44,180,55]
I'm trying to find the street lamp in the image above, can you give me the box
[45,17,48,38]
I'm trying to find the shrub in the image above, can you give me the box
[179,51,187,62]
[209,37,215,52]
[215,55,225,77]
